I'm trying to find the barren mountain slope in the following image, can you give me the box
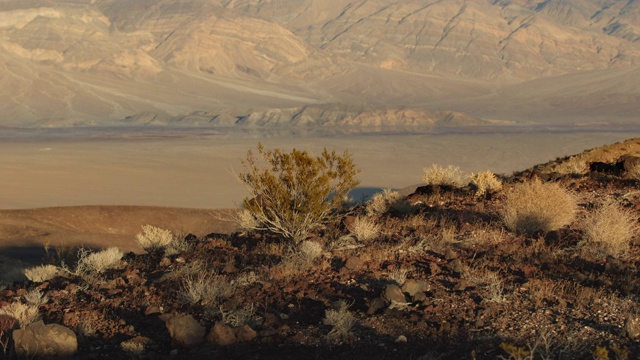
[0,0,639,126]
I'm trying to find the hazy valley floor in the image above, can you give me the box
[2,128,638,210]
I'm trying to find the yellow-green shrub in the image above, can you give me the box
[237,144,360,243]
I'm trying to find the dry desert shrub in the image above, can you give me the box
[23,289,48,308]
[0,302,40,328]
[298,240,323,263]
[121,340,145,356]
[422,164,467,188]
[365,189,413,217]
[550,157,588,176]
[23,264,60,283]
[135,225,174,250]
[63,247,124,283]
[501,178,577,235]
[270,240,327,279]
[237,144,360,244]
[217,303,259,327]
[468,269,508,303]
[163,236,193,256]
[470,170,502,197]
[234,209,261,231]
[323,301,356,339]
[387,267,408,286]
[350,216,381,242]
[75,247,124,275]
[180,271,235,305]
[580,200,637,258]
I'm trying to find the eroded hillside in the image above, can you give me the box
[1,0,639,127]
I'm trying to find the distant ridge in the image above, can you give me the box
[0,0,639,128]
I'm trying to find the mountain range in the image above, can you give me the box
[1,0,639,128]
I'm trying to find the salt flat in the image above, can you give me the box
[1,129,638,210]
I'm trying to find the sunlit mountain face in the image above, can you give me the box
[0,0,639,128]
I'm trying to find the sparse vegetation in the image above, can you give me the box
[22,289,48,308]
[65,247,124,281]
[135,224,174,250]
[323,301,356,339]
[365,189,413,216]
[422,164,467,187]
[237,144,360,243]
[179,271,235,306]
[298,240,323,263]
[580,199,638,258]
[501,178,577,234]
[23,264,59,283]
[0,302,40,328]
[470,170,502,197]
[349,215,381,242]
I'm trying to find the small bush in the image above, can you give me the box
[422,164,467,188]
[179,272,235,305]
[298,240,323,263]
[135,225,174,250]
[350,216,381,242]
[501,178,577,234]
[237,144,360,243]
[550,158,588,176]
[74,247,124,276]
[24,264,60,283]
[323,301,356,339]
[366,189,413,217]
[470,171,502,197]
[235,209,261,231]
[23,289,48,308]
[0,302,40,328]
[164,236,193,257]
[580,200,637,258]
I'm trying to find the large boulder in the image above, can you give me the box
[13,320,77,358]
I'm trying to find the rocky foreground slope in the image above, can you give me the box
[1,138,640,359]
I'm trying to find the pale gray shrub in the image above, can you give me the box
[24,264,59,283]
[323,301,356,338]
[366,189,413,217]
[422,164,467,188]
[135,225,174,250]
[0,302,40,328]
[298,240,323,263]
[163,236,192,256]
[350,216,381,242]
[180,272,235,305]
[23,289,48,308]
[74,247,124,276]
